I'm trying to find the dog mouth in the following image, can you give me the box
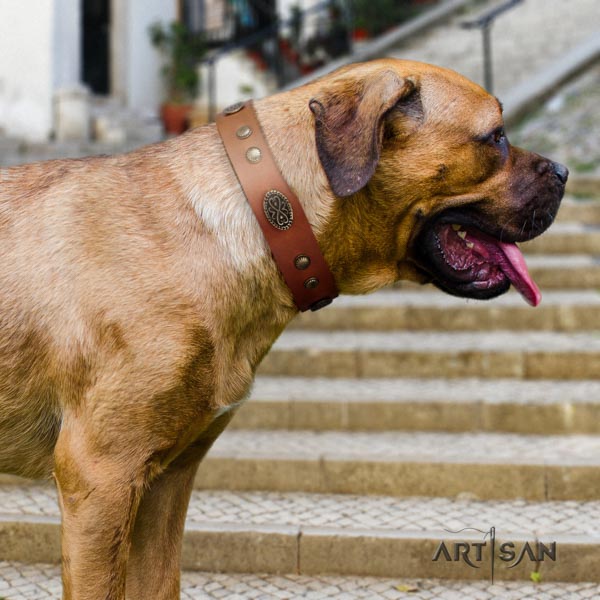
[415,214,541,306]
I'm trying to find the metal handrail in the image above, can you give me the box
[461,0,524,93]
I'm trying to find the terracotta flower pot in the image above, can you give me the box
[352,28,370,41]
[160,103,192,135]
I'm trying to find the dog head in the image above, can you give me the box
[308,59,567,305]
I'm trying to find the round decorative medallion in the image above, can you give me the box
[223,102,244,115]
[263,190,294,231]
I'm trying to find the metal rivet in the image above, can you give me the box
[246,147,262,163]
[304,277,319,289]
[223,102,244,115]
[295,255,311,270]
[236,125,252,139]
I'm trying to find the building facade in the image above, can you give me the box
[0,0,184,142]
[0,0,338,142]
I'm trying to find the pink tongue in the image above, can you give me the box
[462,228,541,307]
[496,241,541,307]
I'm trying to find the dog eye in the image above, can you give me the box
[491,128,506,145]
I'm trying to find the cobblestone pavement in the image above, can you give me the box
[4,483,600,537]
[272,329,600,352]
[317,288,600,308]
[209,428,600,463]
[511,64,600,175]
[387,0,599,99]
[7,426,600,466]
[0,562,599,600]
[251,375,600,406]
[185,491,600,536]
[0,137,147,168]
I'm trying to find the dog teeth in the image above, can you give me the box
[451,224,467,240]
[466,242,474,249]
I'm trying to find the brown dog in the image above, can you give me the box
[0,59,566,598]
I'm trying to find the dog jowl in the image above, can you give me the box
[0,58,566,599]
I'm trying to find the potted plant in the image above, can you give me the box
[352,0,430,38]
[149,21,206,135]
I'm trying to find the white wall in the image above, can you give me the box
[112,0,178,115]
[0,0,307,141]
[53,0,81,89]
[0,0,81,142]
[278,0,323,22]
[0,0,54,141]
[0,0,175,142]
[198,50,276,112]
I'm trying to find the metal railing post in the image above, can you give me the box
[461,0,524,94]
[208,56,217,122]
[482,22,493,93]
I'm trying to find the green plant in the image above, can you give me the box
[352,0,433,36]
[149,21,206,103]
[239,83,255,96]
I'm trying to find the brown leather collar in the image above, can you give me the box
[216,101,338,312]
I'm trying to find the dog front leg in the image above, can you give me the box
[125,410,236,600]
[125,459,199,600]
[54,420,153,600]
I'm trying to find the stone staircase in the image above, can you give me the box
[3,194,600,597]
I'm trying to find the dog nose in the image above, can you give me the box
[552,162,569,184]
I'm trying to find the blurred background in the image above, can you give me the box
[0,0,597,174]
[2,2,600,597]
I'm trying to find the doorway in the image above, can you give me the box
[82,0,111,94]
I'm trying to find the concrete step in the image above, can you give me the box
[259,330,600,380]
[556,198,600,223]
[392,255,600,291]
[528,255,600,289]
[522,222,600,254]
[2,563,600,600]
[184,429,600,500]
[567,177,600,200]
[291,290,600,332]
[231,377,600,435]
[3,483,600,582]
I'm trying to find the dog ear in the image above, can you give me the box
[309,70,419,197]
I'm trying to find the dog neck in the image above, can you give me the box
[215,100,338,312]
[253,93,337,240]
